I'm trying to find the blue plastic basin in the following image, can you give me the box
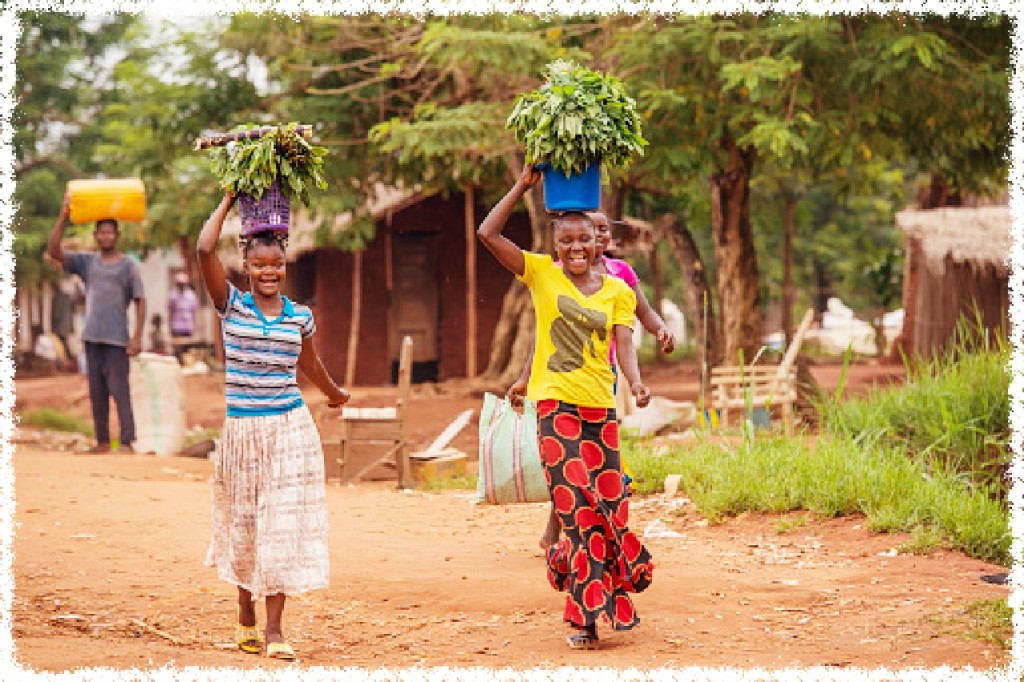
[539,162,601,212]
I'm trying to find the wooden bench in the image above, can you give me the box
[709,365,797,434]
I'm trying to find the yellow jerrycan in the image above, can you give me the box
[67,178,146,224]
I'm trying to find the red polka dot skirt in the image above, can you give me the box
[537,399,654,631]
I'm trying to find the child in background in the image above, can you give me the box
[197,192,349,661]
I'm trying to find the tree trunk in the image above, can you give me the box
[782,193,796,347]
[710,136,760,365]
[917,172,962,209]
[344,248,363,387]
[813,258,835,322]
[602,182,626,221]
[464,185,477,378]
[654,212,722,389]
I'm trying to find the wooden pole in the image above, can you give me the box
[782,194,796,347]
[650,243,665,364]
[345,249,363,387]
[192,125,313,151]
[465,186,477,378]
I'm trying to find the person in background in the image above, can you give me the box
[46,192,145,453]
[168,270,198,336]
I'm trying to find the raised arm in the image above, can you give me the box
[196,193,235,311]
[46,192,71,265]
[614,324,651,408]
[476,165,541,277]
[297,336,350,407]
[633,285,675,354]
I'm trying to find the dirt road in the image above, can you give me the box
[12,362,1011,673]
[12,444,1009,672]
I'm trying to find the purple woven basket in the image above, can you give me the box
[238,180,290,236]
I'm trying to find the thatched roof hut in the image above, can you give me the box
[895,205,1010,355]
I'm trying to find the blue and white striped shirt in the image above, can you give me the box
[217,282,316,417]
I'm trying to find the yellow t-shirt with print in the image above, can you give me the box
[518,252,636,409]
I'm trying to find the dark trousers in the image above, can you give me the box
[85,342,135,446]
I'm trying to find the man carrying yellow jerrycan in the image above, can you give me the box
[46,178,147,453]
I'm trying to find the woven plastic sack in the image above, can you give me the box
[238,180,290,236]
[67,178,147,224]
[130,352,186,456]
[476,392,550,504]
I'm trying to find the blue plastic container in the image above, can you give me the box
[539,161,601,211]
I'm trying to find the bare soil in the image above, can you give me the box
[11,361,1010,672]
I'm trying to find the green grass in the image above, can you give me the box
[625,434,1010,565]
[820,316,1010,495]
[19,408,93,437]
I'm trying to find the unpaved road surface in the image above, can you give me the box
[11,364,1011,673]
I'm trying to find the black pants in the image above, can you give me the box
[85,342,135,446]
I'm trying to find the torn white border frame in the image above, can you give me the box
[0,0,1019,680]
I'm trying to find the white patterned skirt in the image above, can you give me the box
[205,404,329,600]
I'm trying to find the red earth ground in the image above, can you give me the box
[9,360,1012,674]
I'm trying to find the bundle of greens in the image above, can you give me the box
[506,60,647,177]
[208,122,328,206]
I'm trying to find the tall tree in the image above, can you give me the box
[92,17,263,263]
[612,14,1009,364]
[14,11,136,287]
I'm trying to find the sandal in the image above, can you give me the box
[566,631,600,650]
[236,607,261,654]
[267,640,296,661]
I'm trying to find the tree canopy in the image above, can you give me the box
[13,12,1010,364]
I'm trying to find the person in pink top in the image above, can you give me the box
[508,210,675,549]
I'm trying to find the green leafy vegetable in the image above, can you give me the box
[208,122,328,206]
[506,60,647,177]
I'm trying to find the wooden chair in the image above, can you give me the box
[707,309,815,436]
[319,336,414,488]
[709,365,797,434]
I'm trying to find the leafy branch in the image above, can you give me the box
[506,59,647,177]
[207,122,328,206]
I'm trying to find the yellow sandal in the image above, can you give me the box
[267,640,296,661]
[236,608,262,654]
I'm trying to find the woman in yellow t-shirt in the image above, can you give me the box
[477,165,655,651]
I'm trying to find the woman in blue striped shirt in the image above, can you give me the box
[198,192,349,661]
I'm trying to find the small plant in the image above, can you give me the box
[928,598,1013,649]
[208,122,328,206]
[506,59,647,176]
[895,524,949,555]
[773,512,813,534]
